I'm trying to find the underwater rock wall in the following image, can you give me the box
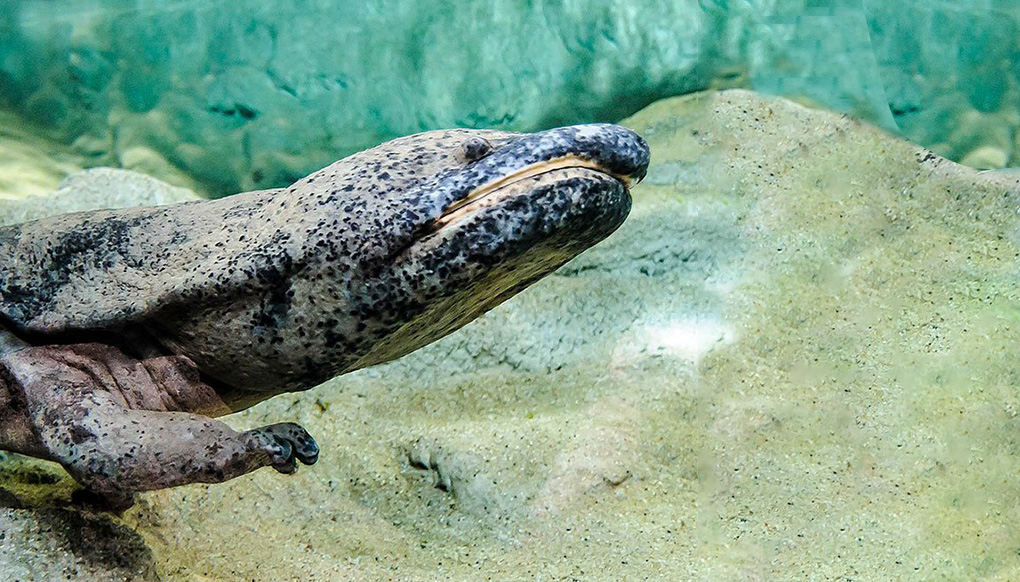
[0,0,733,194]
[865,0,1020,169]
[1,0,1019,194]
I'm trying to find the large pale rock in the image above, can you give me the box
[0,168,201,226]
[6,90,1020,580]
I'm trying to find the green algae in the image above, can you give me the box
[0,452,77,507]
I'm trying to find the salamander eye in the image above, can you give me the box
[461,136,493,162]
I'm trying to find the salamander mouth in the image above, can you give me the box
[431,155,636,230]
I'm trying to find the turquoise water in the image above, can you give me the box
[3,1,1019,194]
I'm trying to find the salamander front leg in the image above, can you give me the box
[1,343,319,509]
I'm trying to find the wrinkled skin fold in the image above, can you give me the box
[0,124,649,507]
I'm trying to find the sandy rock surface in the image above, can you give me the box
[4,90,1020,580]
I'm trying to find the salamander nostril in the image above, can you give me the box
[461,136,493,162]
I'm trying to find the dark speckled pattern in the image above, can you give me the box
[0,125,648,504]
[1,124,648,398]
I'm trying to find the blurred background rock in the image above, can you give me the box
[2,0,1018,196]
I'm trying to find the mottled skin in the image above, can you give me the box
[0,124,649,508]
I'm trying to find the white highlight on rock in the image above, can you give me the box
[642,317,735,363]
[611,315,736,371]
